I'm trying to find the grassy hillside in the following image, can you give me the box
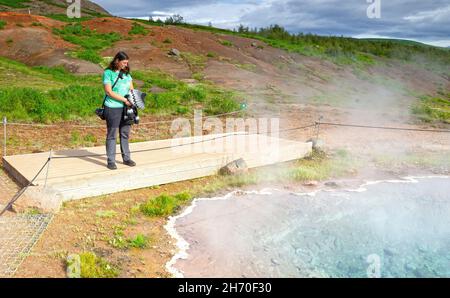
[0,56,241,123]
[0,13,448,125]
[135,20,450,71]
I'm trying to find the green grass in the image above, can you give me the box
[0,20,6,30]
[287,149,358,181]
[0,85,103,122]
[0,0,30,8]
[412,94,450,124]
[128,234,149,249]
[52,23,121,64]
[52,23,121,50]
[46,14,93,22]
[181,52,207,72]
[73,49,103,64]
[219,39,233,47]
[163,38,172,44]
[108,226,150,250]
[193,149,359,196]
[67,252,119,278]
[129,22,149,35]
[0,57,242,123]
[132,70,242,116]
[140,192,192,217]
[95,210,118,218]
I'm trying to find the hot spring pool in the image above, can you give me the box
[166,176,450,278]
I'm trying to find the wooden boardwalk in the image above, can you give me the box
[3,132,312,201]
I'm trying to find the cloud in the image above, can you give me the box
[91,0,450,47]
[403,5,450,22]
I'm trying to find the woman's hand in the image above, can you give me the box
[124,98,132,107]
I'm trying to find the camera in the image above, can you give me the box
[123,105,140,125]
[123,90,146,125]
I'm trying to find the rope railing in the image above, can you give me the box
[4,110,246,128]
[318,122,450,133]
[0,123,315,215]
[2,117,450,216]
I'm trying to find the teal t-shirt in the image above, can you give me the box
[102,69,133,108]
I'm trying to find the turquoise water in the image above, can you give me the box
[173,177,450,277]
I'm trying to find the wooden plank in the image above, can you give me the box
[2,133,312,201]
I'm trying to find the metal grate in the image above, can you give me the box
[0,214,53,277]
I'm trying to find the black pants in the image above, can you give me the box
[104,106,131,164]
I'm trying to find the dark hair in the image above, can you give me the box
[107,51,130,75]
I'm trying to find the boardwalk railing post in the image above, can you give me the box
[44,149,53,189]
[2,116,6,157]
[315,116,323,141]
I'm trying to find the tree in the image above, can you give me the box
[165,14,185,25]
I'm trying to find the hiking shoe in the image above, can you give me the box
[123,160,136,167]
[107,163,117,170]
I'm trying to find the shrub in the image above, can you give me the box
[128,234,149,248]
[140,191,193,217]
[129,22,149,35]
[174,191,192,201]
[140,194,177,216]
[220,39,233,47]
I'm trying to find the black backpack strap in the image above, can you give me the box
[102,71,123,108]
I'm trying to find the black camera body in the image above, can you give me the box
[123,105,140,125]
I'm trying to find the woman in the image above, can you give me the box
[102,51,136,170]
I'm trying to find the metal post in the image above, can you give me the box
[2,116,6,157]
[315,116,323,141]
[44,149,52,189]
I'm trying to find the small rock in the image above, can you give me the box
[325,181,339,188]
[149,86,167,94]
[271,258,280,266]
[219,158,248,176]
[306,138,325,151]
[93,247,113,258]
[303,180,319,187]
[168,48,181,57]
[251,42,257,47]
[66,254,81,278]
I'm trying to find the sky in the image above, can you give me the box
[91,0,450,47]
